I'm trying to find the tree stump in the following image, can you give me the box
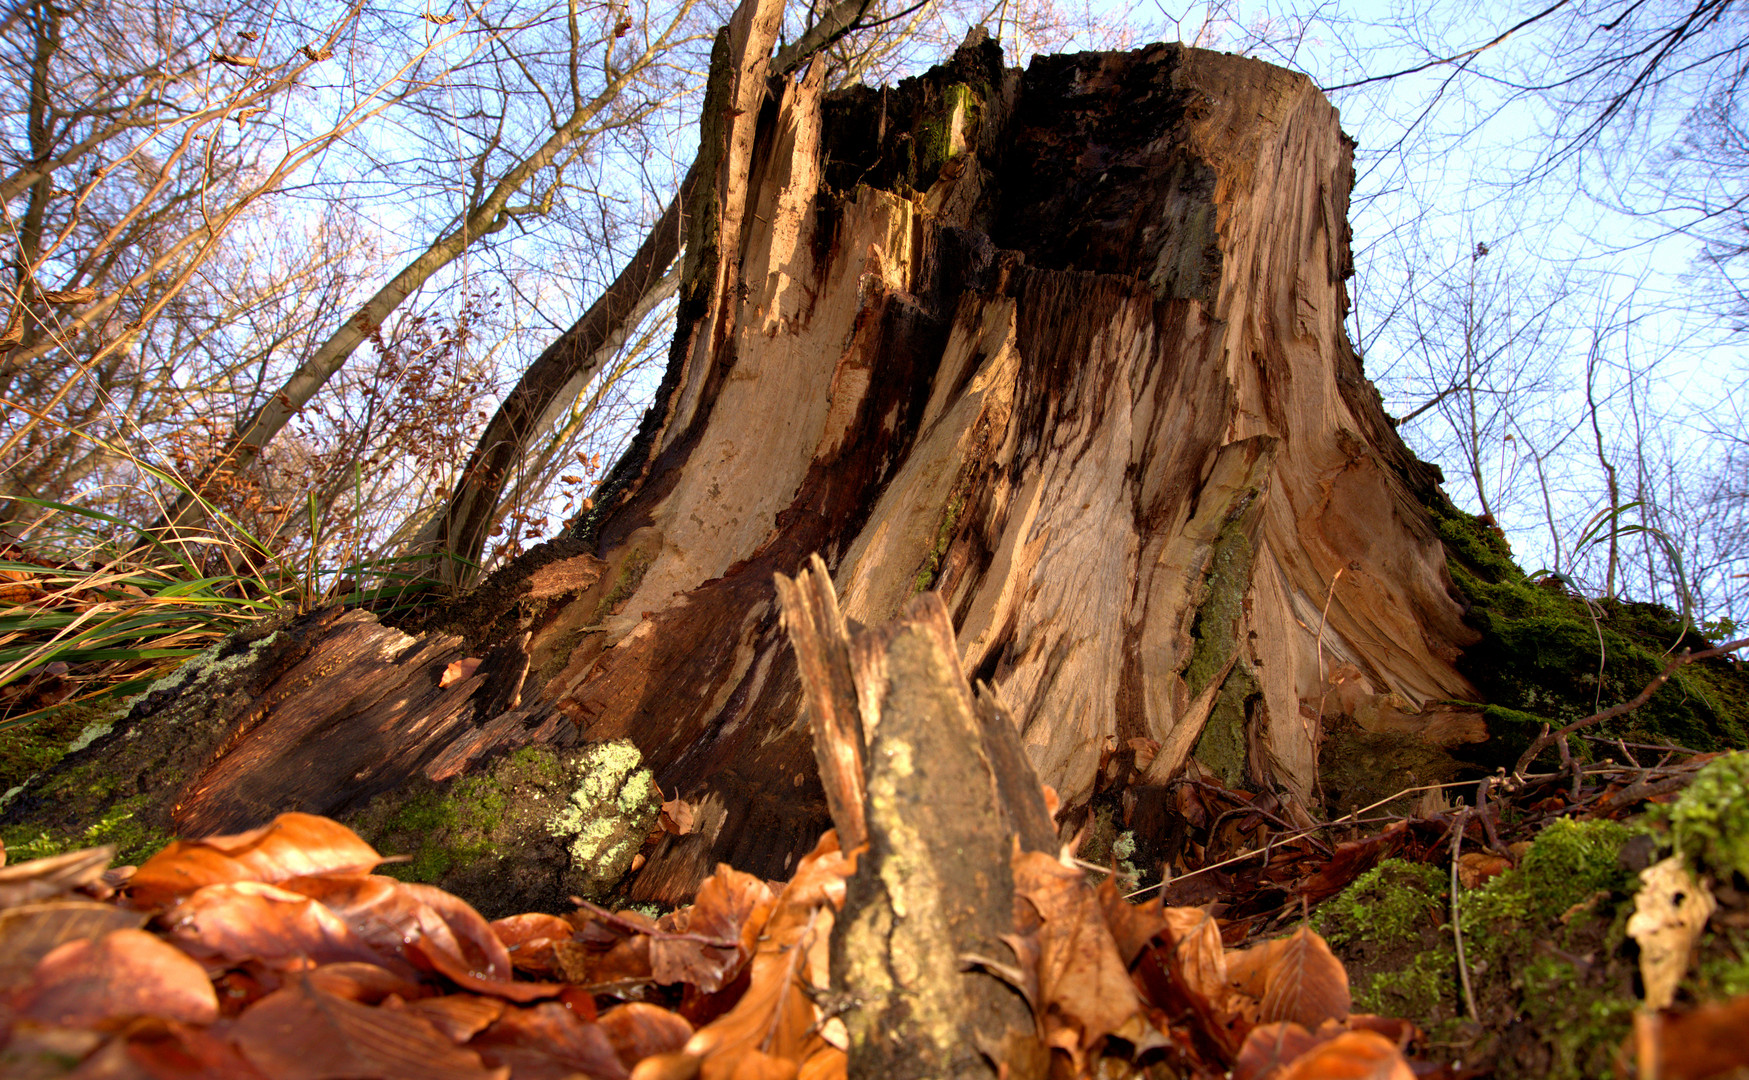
[5,38,1494,911]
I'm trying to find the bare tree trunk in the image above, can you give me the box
[6,38,1490,913]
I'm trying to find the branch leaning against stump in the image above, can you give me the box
[418,0,880,580]
[1513,636,1749,775]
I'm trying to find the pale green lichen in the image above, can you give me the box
[548,739,661,899]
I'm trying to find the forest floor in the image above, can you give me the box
[1,735,1747,1079]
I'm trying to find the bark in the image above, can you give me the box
[778,555,1053,1078]
[6,39,1492,913]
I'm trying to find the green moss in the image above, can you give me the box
[1316,820,1651,1080]
[0,702,100,802]
[1663,751,1749,880]
[1464,818,1646,928]
[1317,860,1449,947]
[1367,950,1456,1020]
[911,492,965,595]
[1689,933,1749,1000]
[1459,817,1647,1080]
[1188,511,1261,787]
[1430,504,1749,764]
[1315,860,1458,1022]
[0,794,170,867]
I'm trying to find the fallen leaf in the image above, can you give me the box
[0,900,145,991]
[1633,997,1749,1080]
[1627,855,1716,1010]
[685,834,855,1077]
[125,1019,273,1079]
[1234,1021,1321,1080]
[161,880,391,971]
[1456,851,1512,889]
[441,657,483,687]
[128,814,380,908]
[653,864,772,993]
[233,976,504,1080]
[1295,824,1407,905]
[600,1001,696,1067]
[470,1000,629,1080]
[21,928,218,1026]
[663,796,697,836]
[304,961,431,1004]
[1096,876,1168,966]
[1011,848,1147,1058]
[1230,925,1350,1030]
[0,845,116,908]
[1277,1028,1414,1080]
[405,994,508,1043]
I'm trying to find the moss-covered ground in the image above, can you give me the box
[348,739,663,920]
[1429,501,1749,767]
[1315,752,1749,1080]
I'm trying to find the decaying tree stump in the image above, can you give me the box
[5,28,1498,911]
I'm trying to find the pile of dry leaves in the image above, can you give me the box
[0,810,1430,1080]
[3,807,1746,1079]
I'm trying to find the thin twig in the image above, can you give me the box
[1449,805,1480,1024]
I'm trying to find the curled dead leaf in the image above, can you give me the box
[1456,851,1512,889]
[128,813,380,908]
[1277,1029,1414,1080]
[233,976,504,1080]
[441,656,483,687]
[22,928,219,1026]
[1627,856,1716,1010]
[0,845,116,908]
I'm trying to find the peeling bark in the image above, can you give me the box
[6,40,1492,910]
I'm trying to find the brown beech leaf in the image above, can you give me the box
[0,845,116,908]
[233,976,505,1080]
[1295,823,1407,905]
[1241,925,1351,1030]
[469,1000,628,1080]
[129,814,380,908]
[1234,1021,1321,1080]
[1011,848,1147,1056]
[1096,876,1168,967]
[492,912,576,977]
[797,1046,846,1080]
[492,912,574,950]
[1455,851,1512,890]
[161,880,389,970]
[1160,906,1233,1008]
[600,1001,696,1067]
[1634,996,1749,1080]
[0,900,144,991]
[404,994,508,1043]
[441,657,483,687]
[684,833,856,1078]
[662,796,697,836]
[1277,1029,1414,1080]
[21,928,218,1026]
[125,1019,272,1079]
[399,881,516,981]
[304,961,431,1004]
[652,864,773,993]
